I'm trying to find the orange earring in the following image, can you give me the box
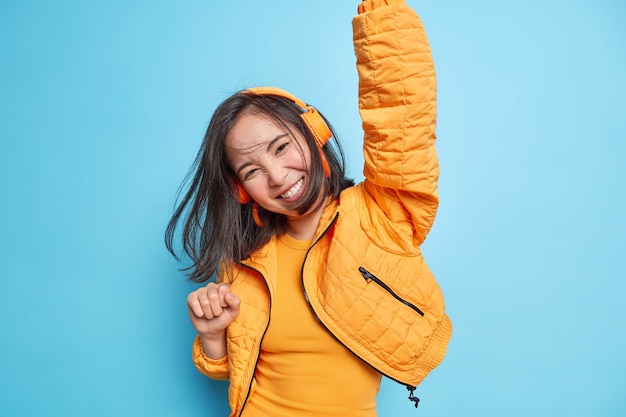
[252,202,264,227]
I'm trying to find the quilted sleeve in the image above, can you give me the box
[192,335,230,380]
[353,0,439,245]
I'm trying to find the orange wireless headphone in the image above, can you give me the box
[235,87,333,212]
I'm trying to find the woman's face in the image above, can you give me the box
[224,111,315,221]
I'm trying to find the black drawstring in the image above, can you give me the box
[407,386,420,409]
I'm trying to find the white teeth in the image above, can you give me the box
[281,179,303,199]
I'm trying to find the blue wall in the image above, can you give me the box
[1,1,625,416]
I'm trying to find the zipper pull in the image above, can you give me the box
[359,266,374,282]
[407,386,420,409]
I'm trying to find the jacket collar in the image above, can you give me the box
[244,197,340,269]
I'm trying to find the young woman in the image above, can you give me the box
[166,1,452,416]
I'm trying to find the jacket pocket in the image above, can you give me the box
[358,266,424,316]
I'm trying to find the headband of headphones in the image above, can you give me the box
[243,87,333,149]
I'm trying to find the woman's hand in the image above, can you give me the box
[187,282,241,358]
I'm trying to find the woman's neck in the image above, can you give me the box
[285,202,325,241]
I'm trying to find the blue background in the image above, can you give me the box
[1,0,625,416]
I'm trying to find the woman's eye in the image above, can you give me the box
[243,168,258,180]
[276,142,289,154]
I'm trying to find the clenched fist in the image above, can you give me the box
[187,282,240,359]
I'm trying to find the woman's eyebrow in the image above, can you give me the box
[234,133,290,177]
[265,133,289,152]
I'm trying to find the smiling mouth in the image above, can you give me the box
[280,178,304,199]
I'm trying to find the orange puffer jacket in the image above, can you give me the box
[192,1,452,416]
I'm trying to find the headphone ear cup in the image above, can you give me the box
[236,183,251,204]
[301,108,332,178]
[301,107,332,148]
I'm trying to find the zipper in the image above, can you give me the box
[300,213,420,408]
[358,266,425,316]
[236,263,272,417]
[300,213,340,325]
[238,214,340,416]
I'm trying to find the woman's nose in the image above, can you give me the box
[267,166,286,187]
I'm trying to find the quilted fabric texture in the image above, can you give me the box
[192,1,452,416]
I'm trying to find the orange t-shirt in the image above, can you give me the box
[242,233,382,417]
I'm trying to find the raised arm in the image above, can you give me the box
[354,0,439,245]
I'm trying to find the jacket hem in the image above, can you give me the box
[413,314,452,383]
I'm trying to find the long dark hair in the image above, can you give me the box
[165,90,354,282]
